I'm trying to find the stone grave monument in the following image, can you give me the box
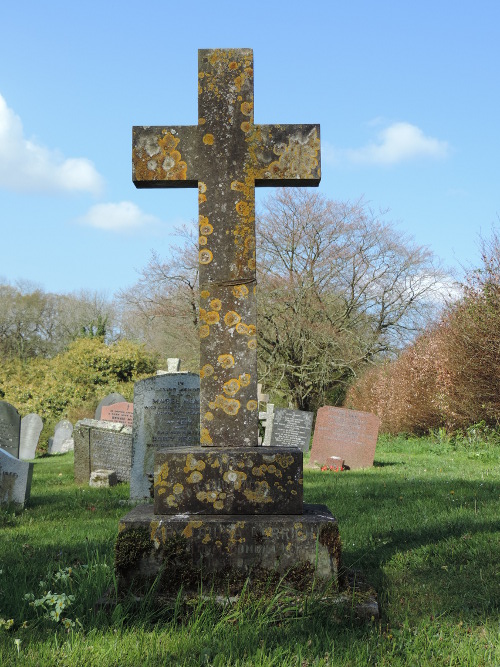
[116,48,340,597]
[270,408,314,453]
[95,393,126,420]
[48,419,74,454]
[0,448,33,508]
[20,413,43,460]
[0,401,21,458]
[74,419,132,484]
[100,401,134,427]
[309,406,380,469]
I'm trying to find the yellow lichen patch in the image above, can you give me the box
[200,289,210,299]
[236,322,249,335]
[218,353,235,369]
[214,500,224,510]
[235,200,250,217]
[199,249,213,265]
[223,378,241,397]
[234,75,243,91]
[199,235,208,246]
[248,258,256,270]
[229,61,239,70]
[173,483,184,495]
[200,364,214,378]
[241,101,253,116]
[204,411,214,421]
[205,311,220,324]
[241,121,251,133]
[166,495,178,507]
[150,521,160,541]
[200,428,213,445]
[294,522,303,530]
[203,133,214,145]
[244,236,256,249]
[239,373,251,387]
[247,338,257,349]
[202,533,211,544]
[214,394,241,415]
[199,325,210,339]
[199,214,210,226]
[246,399,258,411]
[197,491,217,503]
[199,194,207,204]
[210,298,222,311]
[277,454,295,469]
[198,117,206,125]
[199,308,207,322]
[215,540,222,547]
[223,469,247,490]
[200,221,214,236]
[184,454,206,473]
[247,325,256,336]
[182,520,203,539]
[243,481,272,504]
[211,458,220,468]
[224,311,241,327]
[264,527,273,537]
[187,470,203,484]
[232,284,249,298]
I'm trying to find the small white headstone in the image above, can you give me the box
[0,448,33,507]
[49,420,74,454]
[20,413,43,460]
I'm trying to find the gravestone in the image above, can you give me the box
[0,448,33,508]
[74,419,132,484]
[0,401,21,458]
[260,403,274,446]
[270,408,314,453]
[130,373,200,499]
[117,48,340,597]
[48,419,74,454]
[100,402,134,427]
[95,393,126,420]
[309,406,380,469]
[20,413,43,459]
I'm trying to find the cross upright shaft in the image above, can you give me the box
[133,48,321,448]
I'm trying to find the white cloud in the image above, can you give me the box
[0,94,103,195]
[78,201,161,232]
[324,122,450,166]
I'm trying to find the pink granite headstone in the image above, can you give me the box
[309,407,380,469]
[100,402,134,427]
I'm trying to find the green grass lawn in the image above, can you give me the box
[1,435,499,666]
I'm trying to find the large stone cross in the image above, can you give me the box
[133,48,320,448]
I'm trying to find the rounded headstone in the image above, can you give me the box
[20,413,43,460]
[49,419,74,454]
[94,393,126,420]
[0,400,21,458]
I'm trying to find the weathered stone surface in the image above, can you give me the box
[89,469,118,488]
[269,408,313,453]
[100,401,134,427]
[261,403,274,446]
[0,447,33,507]
[116,503,339,596]
[154,446,302,515]
[0,401,21,458]
[133,48,320,449]
[48,419,74,454]
[20,413,43,460]
[309,407,380,469]
[74,419,132,484]
[95,393,126,420]
[131,374,200,499]
[167,358,181,372]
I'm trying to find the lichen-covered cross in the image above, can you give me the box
[133,48,320,448]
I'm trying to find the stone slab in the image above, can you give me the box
[131,373,200,499]
[74,419,132,484]
[100,402,134,427]
[154,446,303,515]
[309,407,380,470]
[0,447,33,507]
[89,469,118,488]
[0,401,21,458]
[116,503,340,597]
[95,393,126,420]
[269,408,313,453]
[20,413,43,460]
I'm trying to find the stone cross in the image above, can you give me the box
[133,48,321,448]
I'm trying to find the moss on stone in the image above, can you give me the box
[115,528,152,572]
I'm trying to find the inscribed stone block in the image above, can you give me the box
[309,407,380,469]
[74,419,132,484]
[0,401,21,458]
[95,393,126,420]
[100,402,134,427]
[269,408,313,453]
[154,446,302,515]
[20,413,43,460]
[130,374,200,499]
[0,448,33,508]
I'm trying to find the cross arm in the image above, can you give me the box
[252,124,321,187]
[133,125,199,188]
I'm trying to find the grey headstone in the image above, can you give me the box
[20,414,43,460]
[49,419,74,454]
[0,401,21,458]
[269,408,314,452]
[94,393,126,420]
[0,448,33,508]
[130,373,200,499]
[74,419,132,484]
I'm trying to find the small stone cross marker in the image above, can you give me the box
[133,48,321,448]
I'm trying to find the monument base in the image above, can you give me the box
[115,504,340,597]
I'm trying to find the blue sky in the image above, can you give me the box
[0,1,498,296]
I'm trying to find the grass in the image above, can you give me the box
[0,435,499,666]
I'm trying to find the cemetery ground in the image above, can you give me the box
[0,436,498,666]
